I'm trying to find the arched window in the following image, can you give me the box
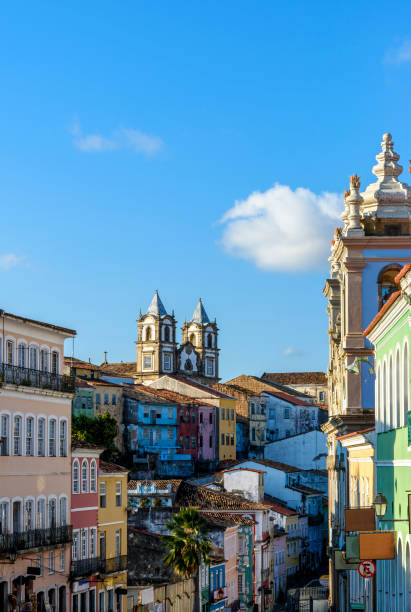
[59,497,67,526]
[59,420,67,457]
[51,351,59,374]
[382,360,387,432]
[40,349,48,372]
[189,333,196,346]
[145,326,151,341]
[207,333,213,348]
[18,343,27,368]
[81,460,89,493]
[1,414,10,456]
[25,416,34,456]
[377,264,401,310]
[72,460,80,494]
[396,349,401,427]
[13,415,22,455]
[29,346,38,370]
[164,326,170,342]
[37,418,45,456]
[90,460,97,493]
[404,342,409,426]
[48,419,57,456]
[48,497,57,528]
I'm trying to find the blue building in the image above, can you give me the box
[209,560,227,612]
[236,414,249,459]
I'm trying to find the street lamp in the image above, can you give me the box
[373,492,388,519]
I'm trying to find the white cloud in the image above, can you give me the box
[220,183,342,271]
[283,347,304,357]
[0,254,24,271]
[384,40,411,64]
[71,120,164,157]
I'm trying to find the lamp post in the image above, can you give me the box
[373,493,388,519]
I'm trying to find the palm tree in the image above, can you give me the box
[162,507,212,579]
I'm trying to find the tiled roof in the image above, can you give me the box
[65,357,100,371]
[287,484,323,495]
[4,312,75,335]
[128,479,182,491]
[263,495,298,516]
[220,467,265,475]
[236,414,249,424]
[123,386,175,405]
[164,375,234,399]
[200,512,255,527]
[212,382,263,398]
[363,290,402,337]
[99,362,137,377]
[395,263,411,284]
[336,426,375,441]
[140,387,205,405]
[225,375,312,399]
[75,378,93,388]
[99,460,128,473]
[240,459,301,473]
[86,379,123,388]
[262,372,327,385]
[72,440,104,451]
[261,389,312,406]
[174,480,267,510]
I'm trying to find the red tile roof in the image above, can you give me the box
[262,390,312,406]
[4,312,76,335]
[363,291,401,336]
[138,386,206,406]
[394,263,411,284]
[262,372,327,385]
[65,357,100,370]
[164,375,234,399]
[174,480,267,510]
[200,512,255,526]
[220,467,265,475]
[99,460,128,473]
[263,495,298,516]
[336,426,375,441]
[99,362,137,377]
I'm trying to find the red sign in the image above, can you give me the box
[358,560,376,578]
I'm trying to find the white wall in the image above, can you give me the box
[264,430,327,470]
[222,469,263,503]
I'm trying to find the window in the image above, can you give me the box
[37,499,46,529]
[1,414,9,456]
[72,531,80,561]
[100,482,106,508]
[145,326,151,341]
[209,435,213,448]
[185,436,189,449]
[29,346,37,370]
[191,436,196,449]
[49,419,56,456]
[60,549,65,571]
[99,592,105,612]
[207,333,213,348]
[90,460,97,493]
[200,435,203,447]
[104,393,109,405]
[37,553,43,576]
[96,393,101,405]
[7,340,13,364]
[230,434,234,446]
[252,428,256,441]
[221,409,225,420]
[168,407,173,419]
[0,501,9,534]
[13,415,22,455]
[378,264,402,309]
[115,529,121,556]
[48,498,57,528]
[163,352,172,371]
[143,354,153,370]
[167,428,173,440]
[164,326,170,342]
[226,408,229,420]
[251,402,255,415]
[108,589,114,612]
[87,397,93,409]
[90,527,97,557]
[319,391,324,402]
[143,428,149,440]
[40,349,48,371]
[238,573,243,594]
[81,460,89,493]
[49,551,55,574]
[59,497,67,526]
[209,413,213,424]
[226,434,229,445]
[18,343,26,367]
[199,412,203,424]
[73,460,80,493]
[99,531,106,559]
[231,409,234,420]
[51,351,59,374]
[116,482,122,507]
[59,420,67,456]
[24,499,34,530]
[284,407,290,419]
[206,358,214,376]
[156,428,161,441]
[221,433,225,445]
[81,528,88,559]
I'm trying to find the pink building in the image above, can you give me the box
[71,441,102,612]
[272,528,286,602]
[223,525,238,608]
[197,404,215,467]
[0,309,75,612]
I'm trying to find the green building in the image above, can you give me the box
[365,263,411,612]
[238,523,254,611]
[72,380,94,417]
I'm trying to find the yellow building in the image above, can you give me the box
[284,513,299,579]
[217,397,236,461]
[98,460,129,612]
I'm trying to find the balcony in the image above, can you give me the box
[0,525,72,557]
[0,364,75,393]
[100,555,128,574]
[71,555,127,579]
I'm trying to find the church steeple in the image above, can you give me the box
[147,290,168,317]
[191,298,210,324]
[180,298,219,382]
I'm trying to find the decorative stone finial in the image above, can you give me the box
[349,174,361,189]
[344,189,350,198]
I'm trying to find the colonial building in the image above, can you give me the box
[0,309,75,612]
[322,133,411,610]
[135,291,219,384]
[261,372,328,405]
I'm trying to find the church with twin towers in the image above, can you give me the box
[135,290,220,384]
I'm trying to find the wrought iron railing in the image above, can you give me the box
[70,554,127,578]
[0,364,75,393]
[100,555,128,574]
[0,525,72,555]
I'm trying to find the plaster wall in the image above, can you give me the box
[264,430,327,470]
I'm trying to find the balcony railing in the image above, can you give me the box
[70,555,127,579]
[0,364,75,393]
[0,525,72,556]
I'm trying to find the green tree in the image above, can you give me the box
[72,412,119,460]
[162,507,212,579]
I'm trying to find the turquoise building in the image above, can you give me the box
[365,263,411,611]
[72,381,94,417]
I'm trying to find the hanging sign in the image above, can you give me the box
[357,560,376,578]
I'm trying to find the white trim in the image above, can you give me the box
[348,457,374,463]
[376,460,411,466]
[71,506,99,512]
[98,520,125,527]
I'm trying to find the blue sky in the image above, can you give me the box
[1,1,411,380]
